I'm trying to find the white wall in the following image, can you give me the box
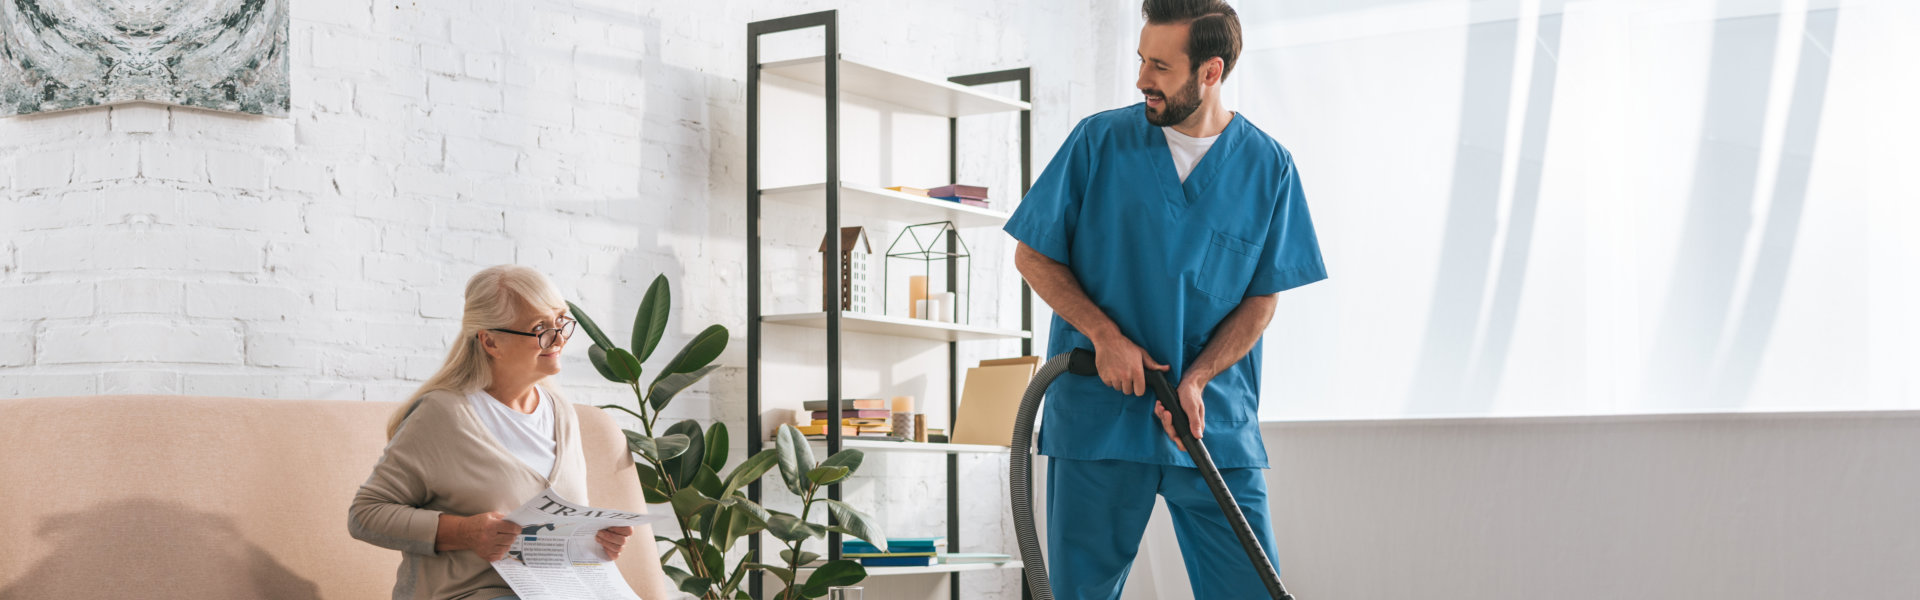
[0,1,1141,598]
[1235,0,1920,420]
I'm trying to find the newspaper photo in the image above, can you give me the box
[490,488,673,600]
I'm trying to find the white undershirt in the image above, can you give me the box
[1163,126,1220,183]
[469,386,556,479]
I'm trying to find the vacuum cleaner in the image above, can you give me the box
[1009,348,1296,600]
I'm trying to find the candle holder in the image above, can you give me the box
[884,221,970,324]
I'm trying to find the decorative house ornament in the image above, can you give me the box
[0,0,291,117]
[819,226,873,313]
[884,221,970,324]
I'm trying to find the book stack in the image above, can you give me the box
[928,184,989,209]
[800,399,897,440]
[844,537,944,567]
[937,552,1013,565]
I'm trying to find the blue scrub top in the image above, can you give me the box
[1003,103,1327,469]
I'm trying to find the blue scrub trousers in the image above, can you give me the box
[1046,456,1281,600]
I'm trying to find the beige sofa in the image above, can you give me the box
[0,395,674,600]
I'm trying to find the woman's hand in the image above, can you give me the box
[596,526,633,560]
[437,512,521,561]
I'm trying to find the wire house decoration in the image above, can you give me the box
[884,221,971,325]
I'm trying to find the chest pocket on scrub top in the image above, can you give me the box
[1196,230,1259,302]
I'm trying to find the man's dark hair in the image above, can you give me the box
[1141,0,1242,81]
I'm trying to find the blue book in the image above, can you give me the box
[860,555,934,567]
[844,537,943,554]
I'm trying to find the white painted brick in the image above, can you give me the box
[97,279,184,314]
[185,281,313,321]
[0,282,94,319]
[391,165,469,199]
[404,353,445,380]
[445,206,503,231]
[170,107,296,146]
[100,370,182,394]
[306,78,355,114]
[182,373,280,399]
[450,18,503,53]
[334,284,417,315]
[0,373,97,397]
[427,77,502,111]
[312,29,380,71]
[417,285,465,319]
[245,330,318,368]
[271,161,332,195]
[110,104,171,133]
[185,194,303,234]
[293,113,367,151]
[1,193,89,231]
[97,186,193,228]
[332,162,393,198]
[363,254,442,284]
[421,44,464,76]
[39,320,242,365]
[464,54,501,82]
[13,150,73,190]
[446,139,519,175]
[503,211,570,240]
[327,352,393,379]
[371,5,449,41]
[279,379,365,401]
[208,149,270,190]
[292,0,371,28]
[354,195,432,223]
[0,329,33,367]
[355,92,421,125]
[364,321,452,350]
[266,241,358,279]
[140,141,208,183]
[572,219,641,248]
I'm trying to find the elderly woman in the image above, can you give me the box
[349,265,672,600]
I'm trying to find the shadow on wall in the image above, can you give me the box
[0,499,320,600]
[1406,6,1563,415]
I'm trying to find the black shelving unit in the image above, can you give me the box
[746,9,1035,600]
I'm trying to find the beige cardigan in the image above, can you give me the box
[349,388,590,600]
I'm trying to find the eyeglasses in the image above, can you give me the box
[490,318,577,350]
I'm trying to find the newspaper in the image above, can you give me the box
[490,488,673,600]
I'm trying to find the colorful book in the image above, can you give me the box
[803,399,886,411]
[959,199,990,208]
[928,184,988,199]
[885,186,930,196]
[810,409,891,420]
[845,538,944,554]
[860,555,933,567]
[795,423,861,436]
[845,551,936,558]
[938,552,1012,564]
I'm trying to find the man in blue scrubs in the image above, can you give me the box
[1003,1,1327,598]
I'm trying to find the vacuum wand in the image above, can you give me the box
[1011,349,1293,599]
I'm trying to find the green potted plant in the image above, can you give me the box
[571,275,888,599]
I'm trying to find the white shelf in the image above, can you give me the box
[761,56,1030,117]
[796,560,1024,578]
[761,312,1030,342]
[761,182,1011,229]
[810,439,1009,454]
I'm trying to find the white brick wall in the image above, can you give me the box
[0,1,1139,597]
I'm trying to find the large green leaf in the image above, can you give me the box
[715,498,768,551]
[798,560,867,598]
[652,433,692,462]
[632,275,672,362]
[805,466,849,486]
[690,465,724,500]
[662,564,697,590]
[721,450,781,498]
[655,324,729,382]
[648,364,720,412]
[634,463,669,503]
[677,576,712,596]
[817,449,865,476]
[663,420,706,486]
[818,499,886,553]
[670,486,718,520]
[567,301,616,351]
[696,539,726,585]
[779,549,821,567]
[744,562,794,585]
[704,421,730,473]
[774,424,814,496]
[624,430,657,462]
[587,344,624,383]
[765,512,814,543]
[607,347,643,383]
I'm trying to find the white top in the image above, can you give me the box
[1162,126,1220,183]
[468,386,556,479]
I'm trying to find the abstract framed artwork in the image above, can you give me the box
[0,0,289,117]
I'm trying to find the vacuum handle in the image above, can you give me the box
[1066,348,1193,442]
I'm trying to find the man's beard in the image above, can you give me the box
[1143,74,1202,127]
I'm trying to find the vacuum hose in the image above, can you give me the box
[1009,348,1294,600]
